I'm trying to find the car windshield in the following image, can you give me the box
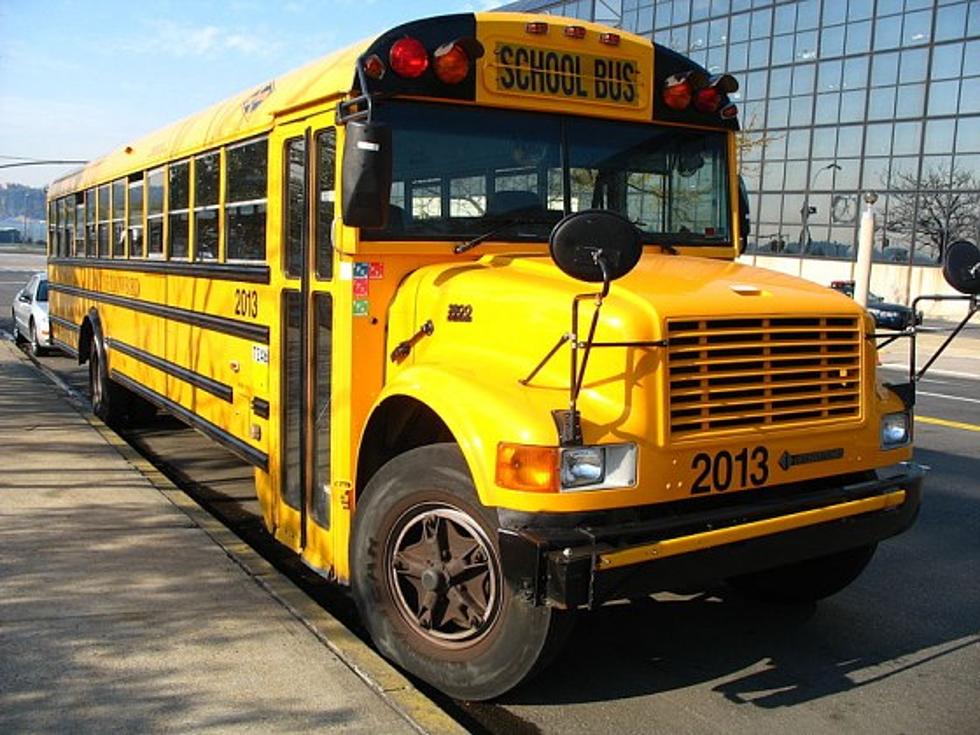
[362,102,731,247]
[36,280,49,302]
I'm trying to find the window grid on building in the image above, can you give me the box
[501,0,980,265]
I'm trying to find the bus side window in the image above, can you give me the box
[74,197,85,257]
[146,168,164,257]
[226,137,268,262]
[97,184,109,257]
[193,151,220,262]
[128,174,144,258]
[111,178,126,258]
[315,129,335,280]
[168,161,190,259]
[85,188,95,257]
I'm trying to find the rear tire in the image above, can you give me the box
[351,443,573,701]
[729,543,878,604]
[88,336,128,427]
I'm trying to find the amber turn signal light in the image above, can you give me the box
[434,42,470,84]
[496,444,558,493]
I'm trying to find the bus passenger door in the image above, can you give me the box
[276,119,339,576]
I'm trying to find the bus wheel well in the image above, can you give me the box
[355,396,456,503]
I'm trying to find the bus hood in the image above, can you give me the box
[405,252,863,351]
[394,252,867,446]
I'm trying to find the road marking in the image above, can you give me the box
[918,416,980,433]
[880,363,979,380]
[918,390,980,405]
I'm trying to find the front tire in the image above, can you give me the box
[729,543,878,604]
[29,320,46,357]
[351,443,572,701]
[12,310,24,344]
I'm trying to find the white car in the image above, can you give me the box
[11,272,54,356]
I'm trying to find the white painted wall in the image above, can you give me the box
[738,254,972,321]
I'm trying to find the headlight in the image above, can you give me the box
[881,412,911,449]
[559,443,637,492]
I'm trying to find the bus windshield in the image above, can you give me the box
[363,102,731,247]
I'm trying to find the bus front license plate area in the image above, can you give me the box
[689,446,770,495]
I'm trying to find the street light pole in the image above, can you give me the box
[799,162,841,253]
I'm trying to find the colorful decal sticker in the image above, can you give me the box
[353,279,370,298]
[353,262,371,279]
[242,81,274,115]
[369,262,385,279]
[353,299,370,317]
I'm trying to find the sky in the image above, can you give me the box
[0,0,499,188]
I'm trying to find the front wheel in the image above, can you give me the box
[728,544,878,604]
[11,310,24,344]
[29,320,46,357]
[351,443,572,701]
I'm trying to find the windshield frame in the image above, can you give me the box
[359,101,733,249]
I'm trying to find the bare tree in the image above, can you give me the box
[885,164,980,261]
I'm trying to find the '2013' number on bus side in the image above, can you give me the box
[690,447,769,494]
[235,289,259,318]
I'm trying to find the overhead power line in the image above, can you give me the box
[0,159,88,170]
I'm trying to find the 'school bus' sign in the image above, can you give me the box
[494,43,640,106]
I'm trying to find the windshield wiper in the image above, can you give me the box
[453,217,553,254]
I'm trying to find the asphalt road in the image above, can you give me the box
[2,254,978,734]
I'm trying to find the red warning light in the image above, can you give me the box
[389,37,429,79]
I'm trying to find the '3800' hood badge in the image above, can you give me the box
[779,448,845,471]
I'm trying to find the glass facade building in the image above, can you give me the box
[499,0,980,271]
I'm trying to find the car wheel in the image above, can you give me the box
[29,320,46,357]
[11,310,24,344]
[728,543,878,604]
[351,443,574,701]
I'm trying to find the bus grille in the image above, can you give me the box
[666,316,862,438]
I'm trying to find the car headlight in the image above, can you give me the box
[881,412,911,449]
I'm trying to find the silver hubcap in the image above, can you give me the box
[387,504,499,646]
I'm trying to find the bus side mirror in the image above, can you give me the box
[342,121,392,229]
[738,175,750,254]
[943,240,980,295]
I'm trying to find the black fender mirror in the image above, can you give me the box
[341,121,392,229]
[549,210,642,284]
[943,240,980,295]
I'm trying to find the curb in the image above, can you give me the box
[3,339,466,735]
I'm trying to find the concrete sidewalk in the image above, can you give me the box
[0,340,460,734]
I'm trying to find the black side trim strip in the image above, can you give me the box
[52,338,78,358]
[49,314,80,332]
[48,257,270,284]
[107,338,233,403]
[111,370,268,471]
[50,283,269,344]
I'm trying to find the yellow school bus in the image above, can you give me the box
[47,13,923,699]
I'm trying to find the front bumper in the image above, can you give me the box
[498,464,924,609]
